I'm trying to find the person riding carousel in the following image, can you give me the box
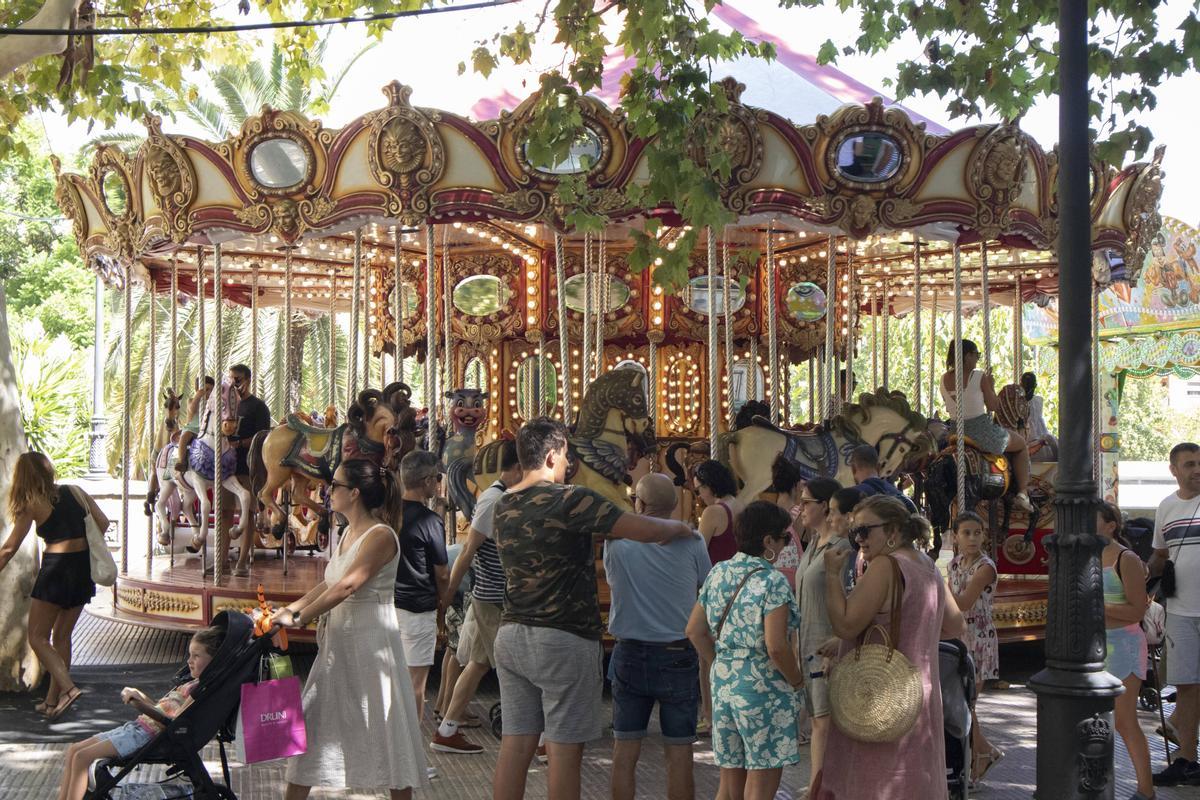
[939,339,1033,513]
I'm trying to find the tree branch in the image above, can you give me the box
[0,0,82,78]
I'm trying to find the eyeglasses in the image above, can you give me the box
[849,523,887,541]
[799,497,824,506]
[329,480,353,492]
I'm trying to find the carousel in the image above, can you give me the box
[53,74,1164,643]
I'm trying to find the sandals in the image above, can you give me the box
[1155,721,1180,745]
[47,687,82,720]
[35,700,50,716]
[972,747,1004,784]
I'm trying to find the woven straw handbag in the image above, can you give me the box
[828,554,924,743]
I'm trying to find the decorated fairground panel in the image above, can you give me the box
[55,79,1163,639]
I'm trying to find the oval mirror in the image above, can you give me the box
[249,138,310,189]
[101,170,128,216]
[686,275,745,316]
[730,360,765,414]
[562,273,631,313]
[464,357,487,392]
[785,281,827,322]
[525,127,604,175]
[453,274,512,317]
[515,355,558,420]
[387,281,420,319]
[835,132,902,183]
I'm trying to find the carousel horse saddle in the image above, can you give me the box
[750,416,839,481]
[945,435,1009,471]
[284,414,338,455]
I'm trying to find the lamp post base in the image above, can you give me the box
[1030,665,1122,800]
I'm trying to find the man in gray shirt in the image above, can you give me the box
[604,472,711,800]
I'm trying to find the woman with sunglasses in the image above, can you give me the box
[272,459,427,800]
[792,481,858,799]
[813,495,965,800]
[686,501,804,800]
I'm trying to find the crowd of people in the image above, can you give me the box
[5,358,1200,799]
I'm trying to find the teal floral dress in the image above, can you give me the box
[699,552,802,770]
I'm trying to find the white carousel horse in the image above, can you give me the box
[176,378,256,568]
[725,389,933,506]
[152,437,199,545]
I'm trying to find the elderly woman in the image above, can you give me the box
[814,496,965,800]
[687,501,804,800]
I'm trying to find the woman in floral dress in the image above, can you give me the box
[947,512,1003,783]
[687,501,804,800]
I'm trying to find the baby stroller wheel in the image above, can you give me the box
[489,701,503,738]
[1139,685,1161,711]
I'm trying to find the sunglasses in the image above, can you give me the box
[849,523,887,541]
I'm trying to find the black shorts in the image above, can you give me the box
[31,550,96,609]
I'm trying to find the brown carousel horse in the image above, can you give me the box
[448,367,656,517]
[249,383,417,541]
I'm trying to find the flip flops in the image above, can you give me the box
[47,687,82,720]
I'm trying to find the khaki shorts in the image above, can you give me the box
[462,600,502,667]
[396,608,437,667]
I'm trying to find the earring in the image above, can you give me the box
[886,538,898,549]
[764,547,777,562]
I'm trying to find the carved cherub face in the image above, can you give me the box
[146,147,180,199]
[985,137,1023,189]
[381,117,425,175]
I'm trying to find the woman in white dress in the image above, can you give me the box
[272,458,427,800]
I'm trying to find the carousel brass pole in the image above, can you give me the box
[582,232,592,388]
[120,264,132,575]
[706,228,719,452]
[722,230,734,416]
[952,244,966,514]
[364,232,373,393]
[881,280,891,391]
[197,247,205,390]
[766,223,779,423]
[554,234,570,419]
[823,240,836,421]
[147,277,156,568]
[250,264,259,394]
[425,223,436,448]
[913,241,923,413]
[348,231,361,407]
[169,258,179,567]
[442,226,452,409]
[981,243,992,375]
[807,357,815,423]
[284,247,294,413]
[212,242,225,584]
[1030,2,1120,795]
[328,267,336,408]
[595,231,607,379]
[394,226,404,385]
[845,245,856,404]
[1015,274,1025,382]
[929,286,938,419]
[870,289,879,390]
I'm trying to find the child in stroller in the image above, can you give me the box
[940,638,977,800]
[58,625,224,800]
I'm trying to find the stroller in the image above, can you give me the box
[939,639,977,800]
[86,611,274,799]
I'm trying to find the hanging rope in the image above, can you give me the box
[250,265,259,390]
[952,244,966,513]
[929,286,939,419]
[822,240,836,421]
[554,234,570,419]
[328,268,337,408]
[766,223,779,422]
[212,242,226,583]
[981,243,992,375]
[722,230,734,414]
[394,226,404,385]
[348,232,361,408]
[425,223,437,447]
[912,241,922,414]
[120,265,132,575]
[284,247,294,412]
[707,228,720,452]
[881,280,891,391]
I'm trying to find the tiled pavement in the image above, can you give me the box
[0,617,1195,799]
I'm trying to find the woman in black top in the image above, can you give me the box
[0,452,107,719]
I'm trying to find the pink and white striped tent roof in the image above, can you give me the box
[466,1,948,133]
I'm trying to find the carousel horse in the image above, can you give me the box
[146,389,199,545]
[923,383,1045,542]
[176,378,257,569]
[250,383,417,540]
[451,367,656,514]
[725,389,932,506]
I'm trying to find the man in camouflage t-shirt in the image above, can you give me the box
[492,417,694,800]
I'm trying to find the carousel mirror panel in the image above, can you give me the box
[563,273,632,313]
[101,170,128,216]
[526,127,604,175]
[785,281,828,322]
[464,356,487,392]
[453,274,513,317]
[685,275,746,316]
[515,355,557,420]
[835,132,902,183]
[249,138,310,189]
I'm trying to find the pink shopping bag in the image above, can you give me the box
[235,677,307,763]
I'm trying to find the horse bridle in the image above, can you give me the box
[876,430,919,471]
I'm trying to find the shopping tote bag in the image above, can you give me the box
[235,676,307,763]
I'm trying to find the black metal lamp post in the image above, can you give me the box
[1030,1,1123,797]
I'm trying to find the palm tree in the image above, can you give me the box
[99,39,382,476]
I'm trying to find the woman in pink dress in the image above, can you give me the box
[814,496,965,800]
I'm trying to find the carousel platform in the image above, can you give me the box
[992,577,1049,643]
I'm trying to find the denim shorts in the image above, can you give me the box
[97,720,155,758]
[608,639,700,745]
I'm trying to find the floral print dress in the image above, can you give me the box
[699,552,802,770]
[947,553,999,681]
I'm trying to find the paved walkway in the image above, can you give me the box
[0,616,1192,799]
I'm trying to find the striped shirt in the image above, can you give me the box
[470,481,507,605]
[1153,491,1200,617]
